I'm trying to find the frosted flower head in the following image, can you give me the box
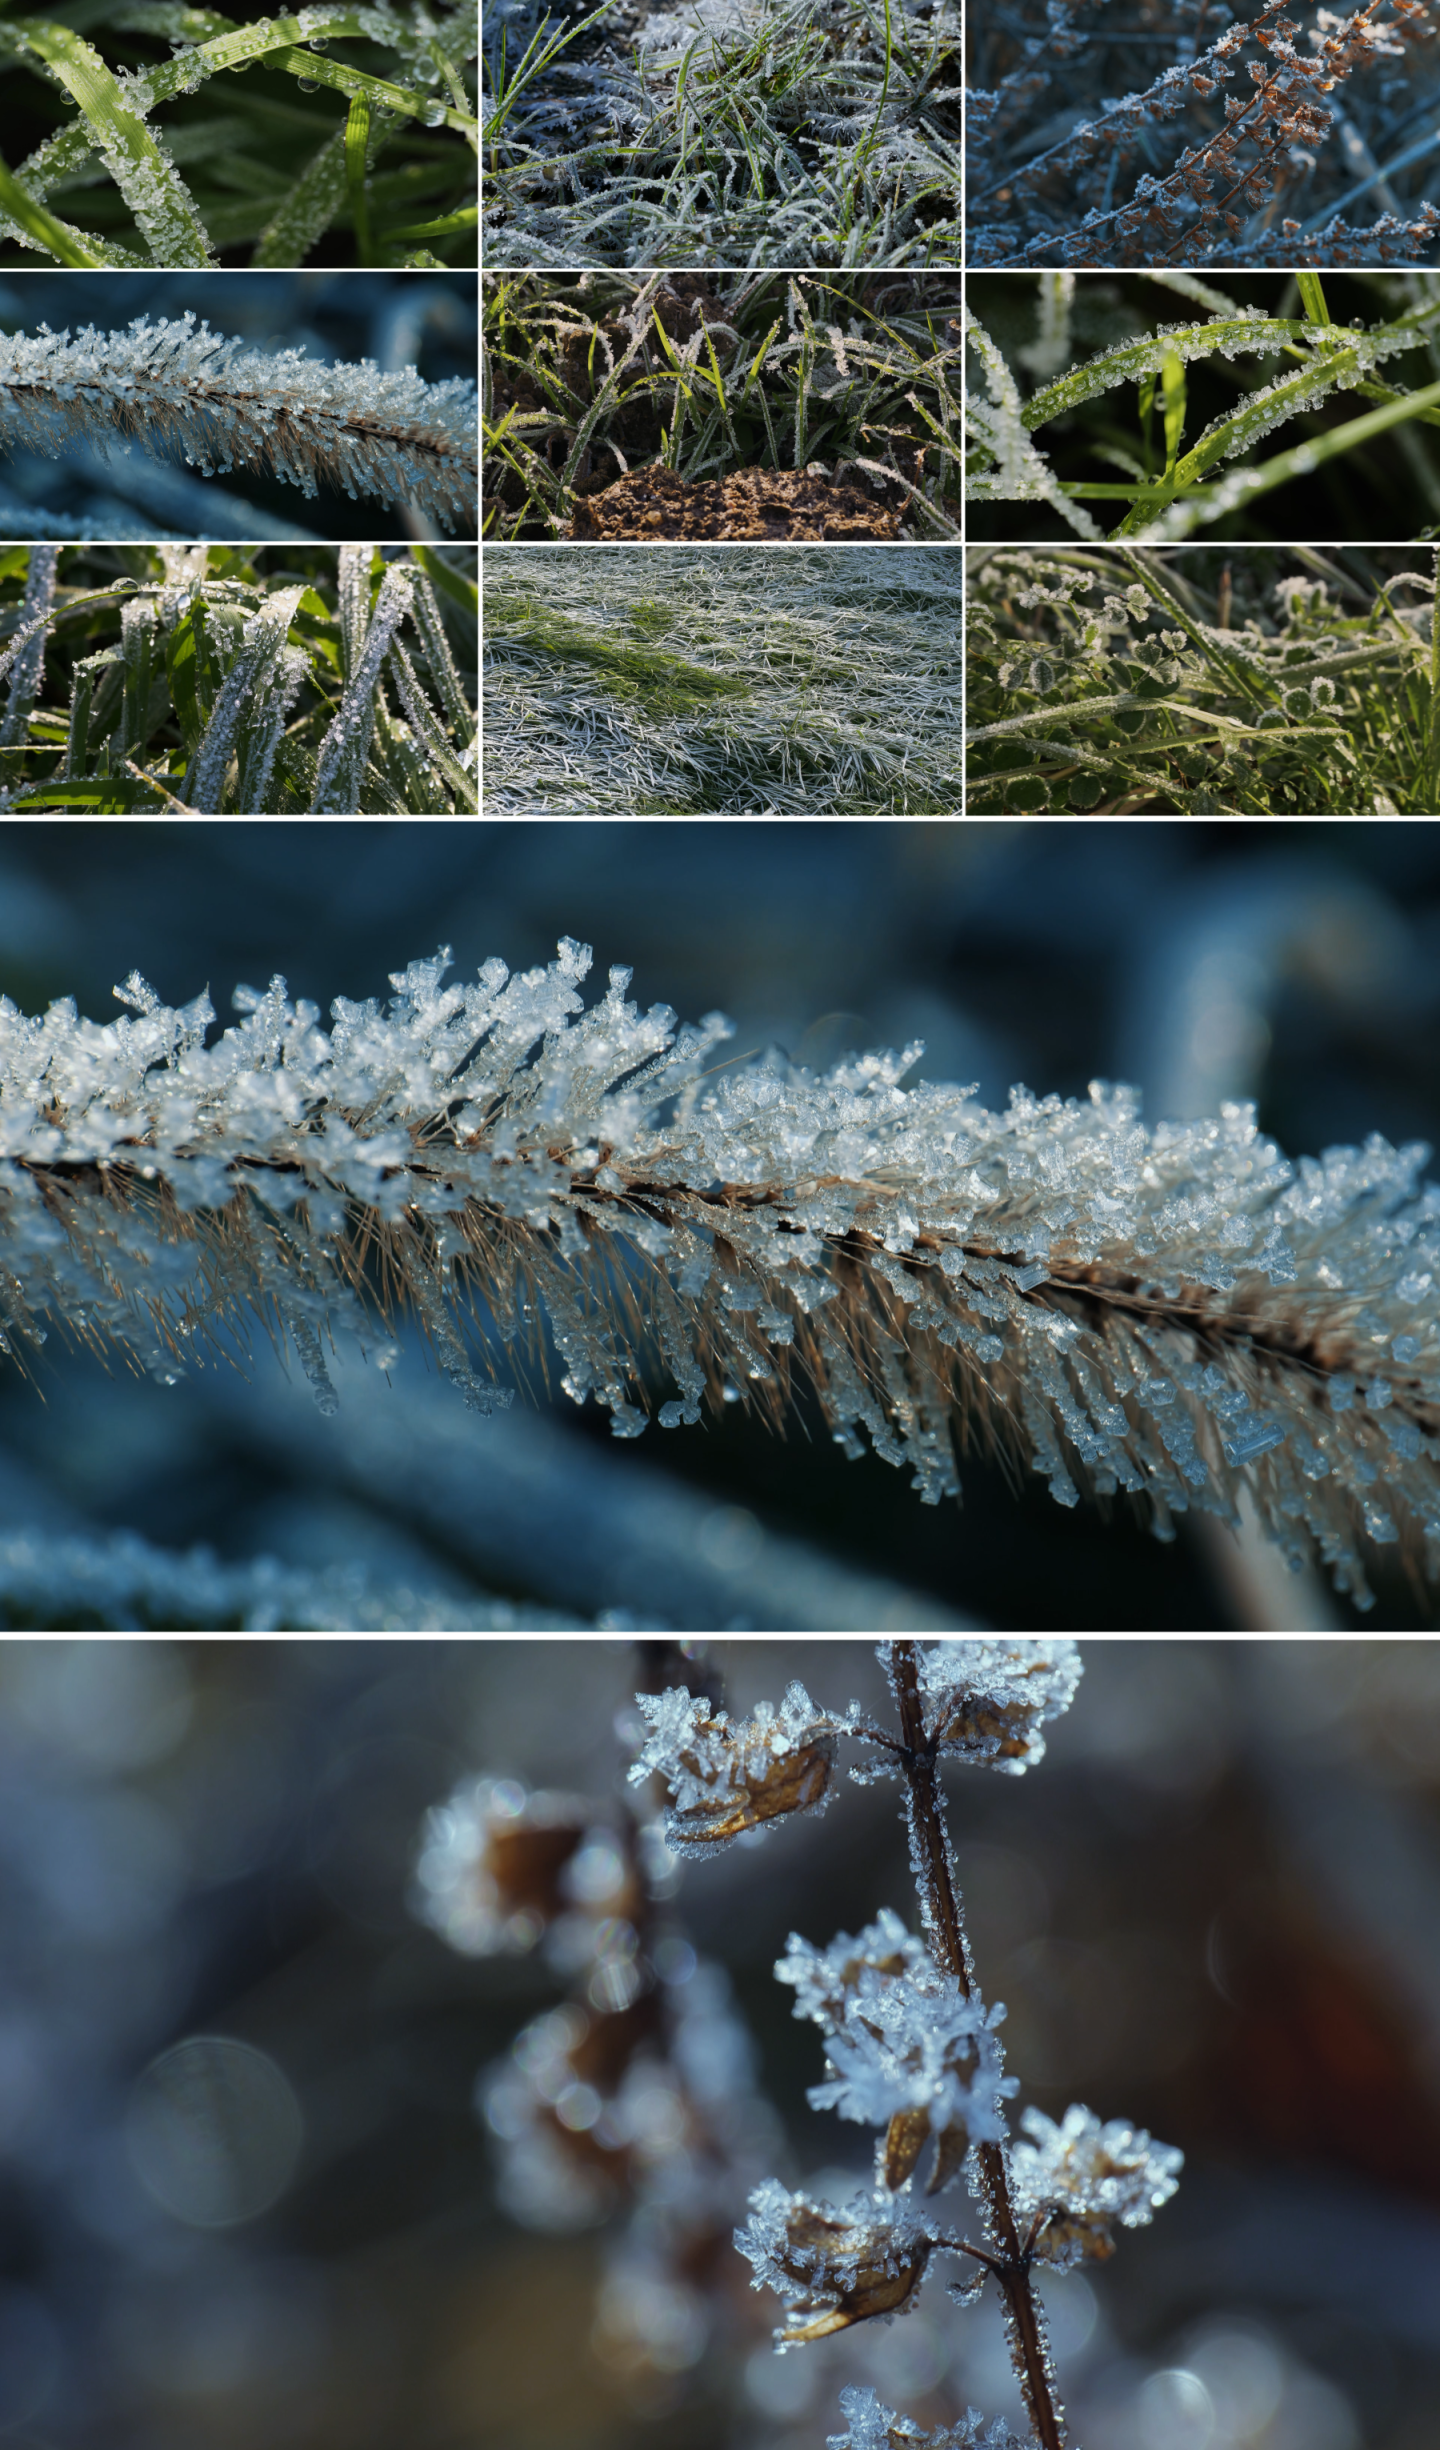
[778,1915,1013,2193]
[827,2386,1032,2450]
[1010,2103,1183,2268]
[413,1776,626,1955]
[629,1682,839,1858]
[777,1909,931,2031]
[736,2179,932,2347]
[909,1640,1082,1773]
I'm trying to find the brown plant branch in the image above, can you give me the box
[889,1641,1066,2450]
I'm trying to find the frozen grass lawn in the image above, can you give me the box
[967,543,1440,813]
[481,0,960,268]
[483,544,961,809]
[483,270,960,539]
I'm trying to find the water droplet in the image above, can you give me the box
[421,99,446,124]
[296,75,319,90]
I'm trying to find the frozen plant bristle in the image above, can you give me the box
[0,314,477,532]
[3,942,1438,1602]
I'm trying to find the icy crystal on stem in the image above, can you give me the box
[1,944,1437,1601]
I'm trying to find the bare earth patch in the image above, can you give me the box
[568,467,903,540]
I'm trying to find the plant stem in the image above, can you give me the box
[889,1642,1065,2450]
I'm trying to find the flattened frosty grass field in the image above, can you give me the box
[483,545,962,812]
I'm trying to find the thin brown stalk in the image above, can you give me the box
[890,1641,1066,2450]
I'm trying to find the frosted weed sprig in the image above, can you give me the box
[966,542,1440,814]
[4,936,1440,1608]
[0,310,477,535]
[414,1647,781,2372]
[967,0,1440,267]
[967,270,1440,543]
[635,1639,1180,2450]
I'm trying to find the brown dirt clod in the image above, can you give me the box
[567,466,904,541]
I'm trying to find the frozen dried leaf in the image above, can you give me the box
[629,1682,839,1857]
[736,2180,933,2346]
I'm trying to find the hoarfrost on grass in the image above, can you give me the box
[484,546,961,814]
[3,943,1439,1603]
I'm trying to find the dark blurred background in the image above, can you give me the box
[2,820,1440,1629]
[0,1636,1435,2450]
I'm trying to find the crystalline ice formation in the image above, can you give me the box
[1009,2103,1183,2268]
[628,1681,842,1855]
[0,316,476,531]
[2,941,1437,1603]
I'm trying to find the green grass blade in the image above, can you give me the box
[250,122,347,264]
[6,16,216,265]
[344,89,374,264]
[0,146,109,264]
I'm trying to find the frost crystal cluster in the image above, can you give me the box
[776,1911,1013,2189]
[828,2388,1031,2450]
[2,941,1437,1602]
[0,314,477,532]
[645,1640,1180,2450]
[1009,2105,1183,2270]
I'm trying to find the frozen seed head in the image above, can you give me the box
[777,1913,1014,2193]
[413,1775,620,1956]
[1010,2103,1184,2268]
[905,1639,1083,1773]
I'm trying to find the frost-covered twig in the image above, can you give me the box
[635,1639,1182,2447]
[3,939,1438,1605]
[0,312,477,532]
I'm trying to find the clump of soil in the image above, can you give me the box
[569,466,902,540]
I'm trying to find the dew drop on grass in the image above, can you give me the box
[297,75,320,89]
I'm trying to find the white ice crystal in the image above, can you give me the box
[826,2386,1033,2450]
[776,1909,932,2029]
[777,1912,1012,2185]
[1010,2102,1183,2267]
[807,1968,1011,2151]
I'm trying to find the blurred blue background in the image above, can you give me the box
[0,1635,1433,2450]
[3,819,1440,1630]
